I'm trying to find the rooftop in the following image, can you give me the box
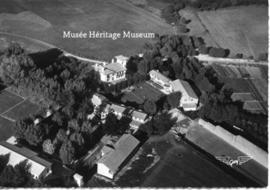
[149,70,171,84]
[131,110,147,121]
[103,62,126,75]
[98,134,140,173]
[110,104,126,114]
[0,141,52,177]
[171,79,197,99]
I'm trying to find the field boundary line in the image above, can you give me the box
[4,87,27,100]
[0,99,27,117]
[0,115,16,123]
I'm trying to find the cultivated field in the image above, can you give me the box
[121,82,164,104]
[0,0,174,59]
[180,5,268,58]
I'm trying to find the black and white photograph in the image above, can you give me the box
[0,0,268,188]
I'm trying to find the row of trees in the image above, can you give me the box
[0,43,99,108]
[165,0,267,12]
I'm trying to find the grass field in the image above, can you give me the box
[180,5,268,58]
[0,90,24,114]
[3,99,40,121]
[0,116,15,141]
[121,82,164,104]
[0,0,174,59]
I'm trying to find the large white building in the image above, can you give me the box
[97,134,140,179]
[171,79,198,111]
[0,141,52,179]
[149,70,198,111]
[94,55,129,83]
[149,70,172,94]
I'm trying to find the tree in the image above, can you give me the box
[69,132,85,146]
[59,140,75,165]
[42,139,55,155]
[56,129,68,142]
[0,154,9,173]
[68,119,80,132]
[167,92,181,109]
[15,118,33,140]
[103,113,118,135]
[152,112,176,135]
[24,124,45,146]
[143,100,157,115]
[0,160,41,187]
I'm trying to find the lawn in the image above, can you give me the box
[3,99,40,121]
[180,5,268,58]
[121,82,164,104]
[0,90,24,114]
[0,0,174,59]
[0,116,15,141]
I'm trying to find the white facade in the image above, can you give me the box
[95,55,129,83]
[171,79,198,111]
[97,163,114,179]
[149,70,173,94]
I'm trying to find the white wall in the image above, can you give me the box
[97,163,114,179]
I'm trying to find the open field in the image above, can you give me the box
[180,5,268,58]
[0,0,174,59]
[0,90,24,114]
[0,116,15,141]
[121,82,164,104]
[2,99,40,121]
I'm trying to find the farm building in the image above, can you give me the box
[94,55,128,83]
[97,134,140,179]
[0,141,53,179]
[149,70,172,94]
[129,110,149,131]
[171,79,198,111]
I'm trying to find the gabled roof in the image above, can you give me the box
[104,62,126,75]
[114,55,129,60]
[149,70,171,84]
[0,142,52,177]
[98,134,139,173]
[171,79,197,99]
[131,110,147,121]
[110,104,126,114]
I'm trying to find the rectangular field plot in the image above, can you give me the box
[0,116,15,141]
[3,100,39,121]
[121,82,164,104]
[0,90,24,114]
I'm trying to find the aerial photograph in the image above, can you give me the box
[0,0,268,188]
